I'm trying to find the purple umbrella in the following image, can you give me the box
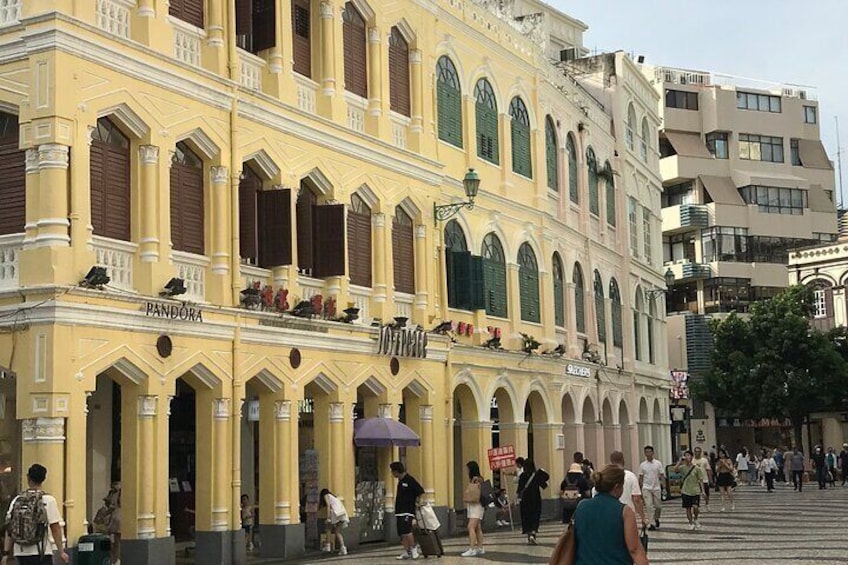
[353,417,421,447]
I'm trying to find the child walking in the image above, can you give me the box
[319,489,349,555]
[240,494,257,552]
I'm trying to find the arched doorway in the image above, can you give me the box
[490,387,516,491]
[453,382,481,510]
[354,378,390,544]
[638,397,651,456]
[652,399,666,461]
[525,390,551,474]
[561,393,579,466]
[602,398,616,465]
[0,365,19,531]
[619,401,633,469]
[581,396,598,466]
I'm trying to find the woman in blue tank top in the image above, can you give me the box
[572,465,649,565]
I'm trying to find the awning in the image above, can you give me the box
[699,175,745,205]
[731,171,808,189]
[798,139,833,170]
[354,417,421,447]
[808,184,835,212]
[664,131,712,158]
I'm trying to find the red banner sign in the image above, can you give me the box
[488,445,516,470]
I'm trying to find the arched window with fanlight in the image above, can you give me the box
[342,2,367,98]
[587,146,599,215]
[510,97,532,178]
[518,243,539,322]
[482,233,507,317]
[347,193,372,287]
[604,160,616,227]
[475,78,499,164]
[392,206,415,295]
[389,26,411,117]
[170,141,205,255]
[594,270,606,345]
[640,117,651,162]
[90,117,131,242]
[567,133,578,203]
[545,116,558,192]
[444,219,478,310]
[552,253,565,327]
[436,56,462,148]
[626,103,636,150]
[573,262,585,333]
[634,287,644,361]
[610,278,623,348]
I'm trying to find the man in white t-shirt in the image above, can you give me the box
[609,451,647,528]
[639,445,665,531]
[3,463,69,565]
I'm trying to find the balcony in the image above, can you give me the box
[666,260,712,282]
[349,285,371,325]
[96,0,131,38]
[662,204,708,235]
[172,251,208,302]
[171,19,203,67]
[0,234,22,290]
[345,95,366,133]
[395,292,413,321]
[0,0,21,26]
[390,113,410,150]
[295,76,318,114]
[91,236,136,292]
[238,49,265,91]
[240,263,270,289]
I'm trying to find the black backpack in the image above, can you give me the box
[479,479,497,506]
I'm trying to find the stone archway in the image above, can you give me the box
[581,396,599,466]
[561,392,580,464]
[453,382,484,510]
[638,397,651,456]
[525,390,552,475]
[618,400,634,469]
[602,397,616,465]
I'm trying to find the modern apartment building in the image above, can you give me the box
[0,1,671,563]
[643,64,838,452]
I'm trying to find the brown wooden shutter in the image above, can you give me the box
[296,187,316,272]
[170,0,204,28]
[292,0,312,77]
[257,188,292,268]
[343,4,367,98]
[235,0,252,49]
[392,218,414,294]
[89,140,106,238]
[312,204,345,277]
[388,28,410,116]
[104,143,131,241]
[347,208,371,287]
[171,162,204,255]
[238,167,261,263]
[169,165,183,252]
[0,129,25,235]
[253,0,277,52]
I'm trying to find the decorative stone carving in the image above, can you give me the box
[22,417,66,443]
[419,405,434,422]
[25,149,39,174]
[319,1,333,19]
[372,213,386,228]
[274,400,292,421]
[138,395,157,418]
[415,224,426,239]
[409,49,422,65]
[328,402,344,423]
[368,27,380,43]
[37,144,70,169]
[377,404,394,419]
[213,398,231,420]
[166,395,174,417]
[138,145,159,164]
[86,125,96,147]
[210,166,229,185]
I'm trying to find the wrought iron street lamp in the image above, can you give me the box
[433,168,480,225]
[645,268,675,299]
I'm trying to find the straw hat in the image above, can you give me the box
[568,463,584,474]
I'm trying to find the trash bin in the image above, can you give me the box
[77,533,111,565]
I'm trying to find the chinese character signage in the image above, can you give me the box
[669,370,689,400]
[487,444,516,471]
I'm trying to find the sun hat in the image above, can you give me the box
[568,463,584,474]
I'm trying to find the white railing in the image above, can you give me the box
[347,104,365,133]
[96,0,131,38]
[349,285,371,325]
[240,263,270,289]
[394,292,413,321]
[0,234,22,290]
[172,251,208,302]
[91,236,136,291]
[238,49,264,91]
[390,113,410,150]
[0,0,21,26]
[296,275,324,301]
[653,65,817,100]
[295,77,318,114]
[172,24,202,67]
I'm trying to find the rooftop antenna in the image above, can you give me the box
[837,116,844,209]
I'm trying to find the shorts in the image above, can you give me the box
[466,502,485,520]
[396,514,414,536]
[716,473,734,488]
[681,494,700,509]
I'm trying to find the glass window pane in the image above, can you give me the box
[757,186,768,203]
[773,143,784,162]
[761,143,773,162]
[739,141,750,159]
[749,142,761,161]
[770,97,781,112]
[747,93,757,108]
[768,187,779,206]
[758,95,769,111]
[779,189,791,207]
[791,189,803,207]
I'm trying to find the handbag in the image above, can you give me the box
[640,525,648,551]
[416,503,441,531]
[463,481,481,504]
[548,523,575,565]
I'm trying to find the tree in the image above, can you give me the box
[692,285,848,449]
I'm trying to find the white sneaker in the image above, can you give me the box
[338,546,348,556]
[461,548,477,557]
[475,548,486,556]
[689,523,696,531]
[721,506,725,512]
[397,551,413,560]
[694,521,702,531]
[322,544,332,552]
[731,503,736,511]
[411,547,420,559]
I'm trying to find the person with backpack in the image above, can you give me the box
[560,462,590,524]
[2,463,69,565]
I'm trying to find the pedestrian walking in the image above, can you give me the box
[760,449,776,492]
[735,447,749,485]
[748,450,759,486]
[715,448,736,511]
[840,443,848,486]
[2,463,70,565]
[773,448,785,483]
[240,493,257,553]
[812,446,827,490]
[569,465,649,565]
[560,463,590,524]
[318,489,349,555]
[517,459,549,545]
[390,461,425,560]
[460,460,486,557]
[674,450,706,531]
[607,451,648,529]
[693,447,712,510]
[825,447,837,487]
[638,445,664,531]
[789,448,805,491]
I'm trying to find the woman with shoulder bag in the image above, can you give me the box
[518,459,549,545]
[460,461,485,557]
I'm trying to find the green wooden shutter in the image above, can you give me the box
[448,250,472,310]
[633,311,641,361]
[546,121,558,191]
[568,139,578,203]
[519,269,539,322]
[483,259,507,317]
[589,172,599,215]
[476,104,499,164]
[554,276,564,327]
[575,287,585,333]
[511,121,532,178]
[595,293,606,343]
[438,83,463,148]
[470,255,486,311]
[612,300,623,347]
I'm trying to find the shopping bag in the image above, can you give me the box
[416,503,441,531]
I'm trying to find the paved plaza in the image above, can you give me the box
[252,483,848,564]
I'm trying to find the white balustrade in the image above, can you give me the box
[172,251,208,302]
[91,236,136,291]
[173,26,202,67]
[240,264,270,289]
[0,0,21,26]
[238,49,264,91]
[390,113,410,149]
[295,78,318,114]
[0,234,22,290]
[296,276,324,301]
[96,0,131,38]
[394,292,413,321]
[349,285,371,325]
[347,104,365,133]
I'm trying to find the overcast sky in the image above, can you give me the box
[554,0,848,203]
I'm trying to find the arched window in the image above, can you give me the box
[573,263,585,333]
[444,220,474,310]
[604,160,615,226]
[594,270,606,345]
[392,206,415,294]
[609,278,623,347]
[552,253,565,327]
[510,97,532,178]
[475,79,499,164]
[342,2,367,98]
[444,219,467,251]
[518,243,539,322]
[170,141,204,255]
[436,56,462,148]
[347,193,372,287]
[640,117,650,162]
[0,112,24,235]
[626,104,636,150]
[567,134,578,204]
[240,163,292,269]
[292,0,312,77]
[482,233,507,317]
[545,116,558,191]
[634,287,644,361]
[647,298,657,364]
[587,147,599,215]
[90,117,131,242]
[389,27,411,117]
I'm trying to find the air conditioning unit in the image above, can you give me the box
[559,47,580,62]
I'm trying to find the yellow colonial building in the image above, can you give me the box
[0,0,671,563]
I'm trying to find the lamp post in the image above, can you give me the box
[433,168,480,226]
[644,268,675,300]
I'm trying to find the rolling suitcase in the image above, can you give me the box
[414,527,444,558]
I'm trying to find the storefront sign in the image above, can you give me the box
[488,444,516,470]
[670,370,689,400]
[377,326,428,358]
[565,364,591,378]
[145,302,204,323]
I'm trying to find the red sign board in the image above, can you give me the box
[488,445,516,470]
